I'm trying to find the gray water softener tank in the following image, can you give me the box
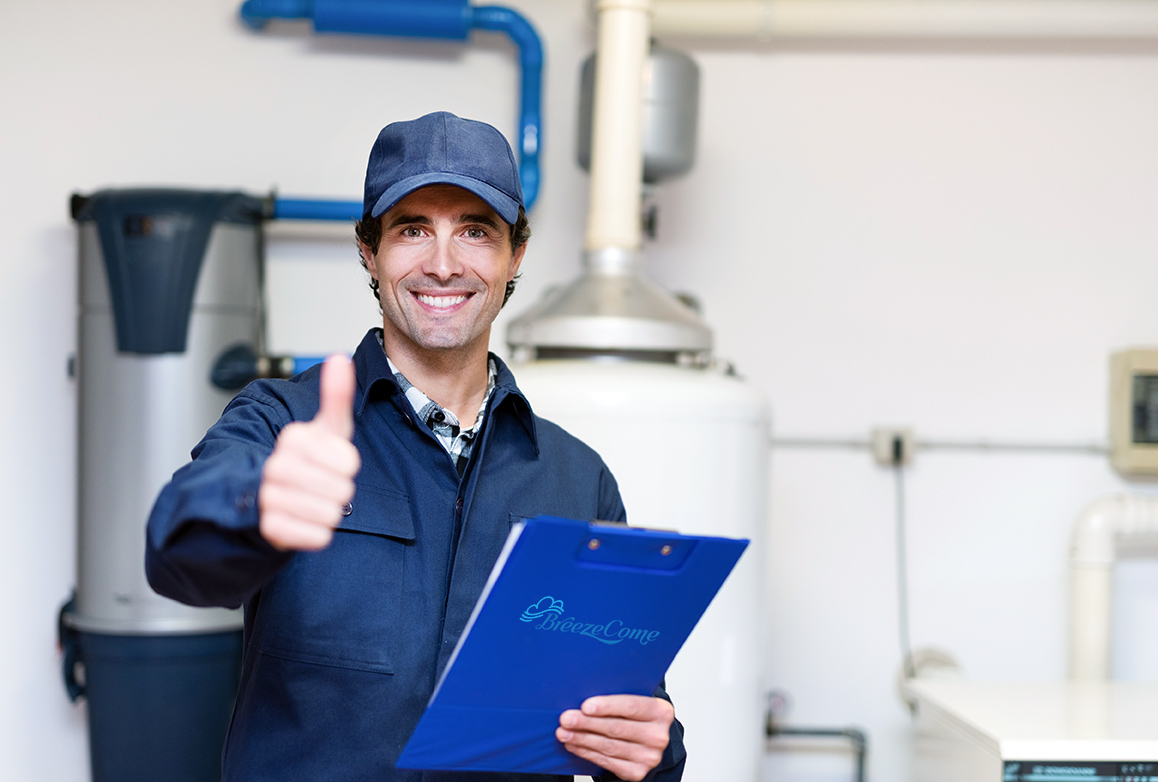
[63,189,264,782]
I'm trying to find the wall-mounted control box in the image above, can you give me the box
[1110,348,1158,477]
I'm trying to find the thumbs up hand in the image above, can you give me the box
[259,355,362,551]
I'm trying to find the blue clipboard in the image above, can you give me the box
[396,515,749,776]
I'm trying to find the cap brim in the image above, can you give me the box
[369,173,521,225]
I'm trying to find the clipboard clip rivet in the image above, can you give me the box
[587,539,601,550]
[660,545,672,556]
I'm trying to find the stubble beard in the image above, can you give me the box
[382,283,499,357]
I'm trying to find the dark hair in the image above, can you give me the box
[355,206,531,307]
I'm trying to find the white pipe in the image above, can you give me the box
[651,0,1158,39]
[1069,493,1158,680]
[585,0,651,254]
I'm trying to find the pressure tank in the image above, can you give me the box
[64,189,263,782]
[511,357,769,782]
[577,41,700,184]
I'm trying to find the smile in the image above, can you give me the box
[414,293,470,310]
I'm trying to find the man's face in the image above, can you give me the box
[360,184,525,361]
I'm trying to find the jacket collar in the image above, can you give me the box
[351,328,540,455]
[489,351,540,456]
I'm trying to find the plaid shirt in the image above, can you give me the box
[385,353,496,476]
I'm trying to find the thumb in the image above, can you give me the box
[315,354,356,439]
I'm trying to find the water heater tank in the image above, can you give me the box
[511,358,769,782]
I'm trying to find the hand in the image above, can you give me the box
[259,355,361,551]
[557,695,674,781]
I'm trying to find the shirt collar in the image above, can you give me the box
[350,328,539,452]
[385,352,497,432]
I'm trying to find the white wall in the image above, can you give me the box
[3,2,1157,780]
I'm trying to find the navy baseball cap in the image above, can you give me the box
[362,111,524,225]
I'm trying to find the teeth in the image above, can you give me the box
[416,294,468,309]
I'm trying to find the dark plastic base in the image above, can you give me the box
[78,630,242,782]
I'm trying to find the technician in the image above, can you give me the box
[145,111,685,782]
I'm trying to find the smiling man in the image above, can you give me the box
[145,112,686,782]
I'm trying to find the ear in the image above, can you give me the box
[358,241,379,279]
[507,241,527,281]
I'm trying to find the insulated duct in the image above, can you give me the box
[508,0,712,360]
[649,0,1158,39]
[583,0,650,254]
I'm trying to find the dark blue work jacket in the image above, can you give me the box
[146,329,686,782]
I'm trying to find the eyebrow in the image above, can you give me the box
[384,212,503,231]
[461,213,502,231]
[383,213,431,230]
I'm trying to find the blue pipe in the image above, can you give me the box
[293,356,325,374]
[239,0,543,218]
[210,344,329,389]
[239,0,311,27]
[472,6,542,209]
[274,198,361,222]
[242,0,472,39]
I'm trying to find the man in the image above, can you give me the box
[146,111,685,781]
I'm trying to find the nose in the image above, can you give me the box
[422,236,464,281]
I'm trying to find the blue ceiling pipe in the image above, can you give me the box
[239,0,543,221]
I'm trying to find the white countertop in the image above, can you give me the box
[906,679,1158,762]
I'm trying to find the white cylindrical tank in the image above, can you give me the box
[74,190,258,635]
[512,358,769,782]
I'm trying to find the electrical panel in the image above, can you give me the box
[1110,349,1158,477]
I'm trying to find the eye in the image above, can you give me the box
[465,227,486,239]
[403,226,424,238]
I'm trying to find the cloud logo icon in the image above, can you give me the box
[521,596,564,623]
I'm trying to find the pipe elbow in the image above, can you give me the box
[842,727,868,752]
[1071,493,1158,567]
[1071,494,1127,567]
[471,6,544,211]
[472,6,545,64]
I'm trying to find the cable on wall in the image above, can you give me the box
[890,437,917,689]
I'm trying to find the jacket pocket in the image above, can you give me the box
[259,484,415,674]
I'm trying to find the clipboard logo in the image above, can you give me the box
[520,596,565,623]
[520,596,660,646]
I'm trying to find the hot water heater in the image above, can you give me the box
[508,343,769,782]
[503,15,771,777]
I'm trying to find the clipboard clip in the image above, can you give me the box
[576,529,694,572]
